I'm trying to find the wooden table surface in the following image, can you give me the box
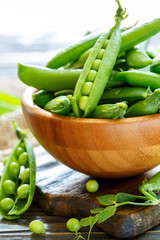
[1,144,160,240]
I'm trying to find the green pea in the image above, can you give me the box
[8,162,20,178]
[66,218,81,233]
[86,179,99,193]
[3,179,16,195]
[79,96,89,111]
[102,39,109,49]
[20,168,30,183]
[86,70,97,82]
[81,82,93,96]
[29,220,45,234]
[92,59,101,71]
[16,147,24,158]
[97,49,105,59]
[18,152,28,166]
[0,198,14,212]
[17,184,30,199]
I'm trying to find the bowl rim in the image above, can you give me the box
[21,86,160,124]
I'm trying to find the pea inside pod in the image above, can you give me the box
[0,122,36,219]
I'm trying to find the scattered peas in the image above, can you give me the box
[66,218,81,233]
[17,184,30,199]
[0,198,14,212]
[29,220,45,234]
[86,179,99,193]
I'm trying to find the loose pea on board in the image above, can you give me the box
[0,122,36,220]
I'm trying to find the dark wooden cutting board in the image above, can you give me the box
[33,146,160,238]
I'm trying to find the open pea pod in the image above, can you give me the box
[72,0,127,117]
[0,123,36,219]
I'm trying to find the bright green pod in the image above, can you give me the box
[44,95,72,115]
[18,63,124,92]
[125,48,153,69]
[150,56,160,73]
[100,87,151,104]
[112,70,160,91]
[46,18,160,69]
[89,102,128,119]
[33,90,55,108]
[0,122,36,219]
[125,88,160,117]
[18,63,81,92]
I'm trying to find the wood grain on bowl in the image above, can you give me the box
[21,87,160,178]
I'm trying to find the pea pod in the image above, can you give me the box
[18,63,81,92]
[89,101,128,119]
[72,1,126,117]
[100,87,151,104]
[150,56,160,73]
[138,172,160,202]
[0,122,36,219]
[125,88,160,117]
[46,18,160,69]
[112,70,160,90]
[33,90,55,108]
[44,95,72,115]
[18,63,124,92]
[125,48,153,69]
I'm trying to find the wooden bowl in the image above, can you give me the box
[21,87,160,179]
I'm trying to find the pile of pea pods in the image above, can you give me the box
[18,5,160,119]
[0,122,36,220]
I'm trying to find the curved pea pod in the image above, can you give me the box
[125,48,153,69]
[150,56,160,73]
[100,87,151,104]
[46,18,160,69]
[44,95,72,115]
[112,70,160,90]
[33,90,55,108]
[0,123,36,219]
[89,102,128,119]
[18,63,124,92]
[125,88,160,117]
[18,63,81,92]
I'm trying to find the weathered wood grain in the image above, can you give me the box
[1,146,160,239]
[34,146,160,238]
